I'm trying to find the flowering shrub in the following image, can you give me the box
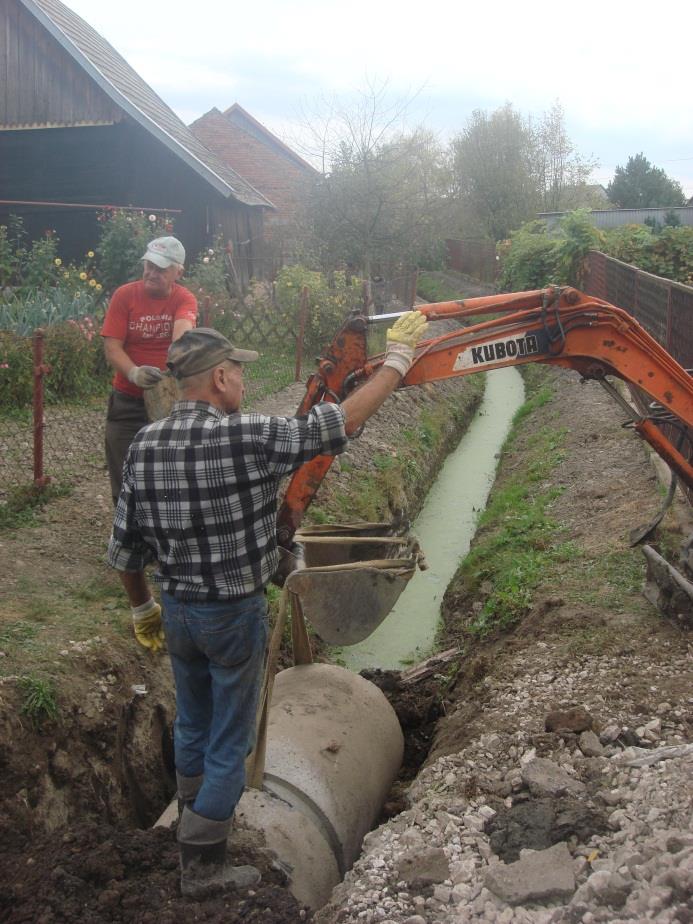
[96,209,174,295]
[0,217,61,295]
[184,233,235,323]
[0,322,109,410]
[275,265,362,347]
[0,216,110,302]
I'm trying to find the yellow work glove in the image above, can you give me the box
[383,310,429,377]
[131,598,165,652]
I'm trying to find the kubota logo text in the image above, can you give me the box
[453,333,543,371]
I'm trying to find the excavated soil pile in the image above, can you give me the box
[0,821,305,924]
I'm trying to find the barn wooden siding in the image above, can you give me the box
[0,0,121,127]
[0,0,267,282]
[0,119,265,277]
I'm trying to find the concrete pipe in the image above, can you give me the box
[156,663,403,909]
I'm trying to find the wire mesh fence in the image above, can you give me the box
[0,399,107,502]
[1,265,423,503]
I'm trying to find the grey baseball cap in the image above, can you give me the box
[141,236,186,268]
[167,328,258,379]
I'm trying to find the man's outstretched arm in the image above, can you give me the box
[341,310,428,434]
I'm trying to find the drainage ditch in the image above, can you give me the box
[338,367,525,672]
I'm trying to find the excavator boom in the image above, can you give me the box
[277,286,693,547]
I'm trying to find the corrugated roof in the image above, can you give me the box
[17,0,274,208]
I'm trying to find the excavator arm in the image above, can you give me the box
[277,286,693,547]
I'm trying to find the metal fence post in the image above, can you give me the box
[33,328,51,489]
[295,286,309,382]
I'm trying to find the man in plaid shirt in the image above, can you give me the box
[107,316,427,897]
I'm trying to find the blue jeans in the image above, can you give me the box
[161,590,268,822]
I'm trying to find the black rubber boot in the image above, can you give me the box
[178,806,260,898]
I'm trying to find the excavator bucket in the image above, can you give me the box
[284,523,425,646]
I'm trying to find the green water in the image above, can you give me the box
[336,367,525,672]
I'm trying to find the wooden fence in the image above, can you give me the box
[445,239,498,283]
[584,251,693,369]
[584,250,693,505]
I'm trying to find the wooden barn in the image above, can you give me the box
[0,0,274,283]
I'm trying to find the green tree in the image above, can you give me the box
[448,101,597,241]
[448,104,538,241]
[607,154,686,208]
[302,83,449,275]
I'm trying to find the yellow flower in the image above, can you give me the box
[79,272,87,280]
[54,258,62,266]
[87,250,95,258]
[89,278,97,287]
[63,272,69,278]
[96,284,103,291]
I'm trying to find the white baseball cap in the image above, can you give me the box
[141,236,186,268]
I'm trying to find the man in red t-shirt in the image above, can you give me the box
[101,236,198,503]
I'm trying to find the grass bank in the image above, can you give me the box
[440,365,651,653]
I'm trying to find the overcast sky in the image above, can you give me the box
[68,0,693,197]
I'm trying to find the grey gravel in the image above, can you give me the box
[314,640,693,923]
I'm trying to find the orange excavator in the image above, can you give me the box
[275,286,693,643]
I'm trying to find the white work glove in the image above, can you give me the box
[383,311,429,378]
[127,365,164,389]
[131,598,165,652]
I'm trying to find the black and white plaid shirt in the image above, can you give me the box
[107,399,347,601]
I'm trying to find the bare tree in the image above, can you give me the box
[533,101,598,212]
[294,81,448,277]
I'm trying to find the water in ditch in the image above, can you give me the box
[336,366,525,672]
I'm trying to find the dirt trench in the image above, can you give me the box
[3,286,690,923]
[0,334,483,923]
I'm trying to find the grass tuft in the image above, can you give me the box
[0,483,72,531]
[19,675,59,727]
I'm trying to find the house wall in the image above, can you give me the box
[191,110,314,233]
[539,206,693,231]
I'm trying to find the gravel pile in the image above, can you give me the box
[315,638,693,923]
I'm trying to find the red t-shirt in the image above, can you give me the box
[101,281,198,397]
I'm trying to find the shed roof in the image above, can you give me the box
[17,0,274,208]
